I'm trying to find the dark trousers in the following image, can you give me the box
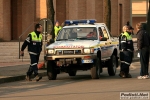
[120,51,133,74]
[120,52,124,72]
[27,54,40,77]
[140,48,149,76]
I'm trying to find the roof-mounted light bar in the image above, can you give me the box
[65,19,96,25]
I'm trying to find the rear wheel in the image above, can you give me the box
[47,61,57,80]
[107,55,117,76]
[90,57,101,79]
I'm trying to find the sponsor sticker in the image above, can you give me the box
[54,45,84,48]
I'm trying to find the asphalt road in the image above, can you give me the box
[0,62,150,100]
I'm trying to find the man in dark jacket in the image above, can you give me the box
[136,23,150,79]
[20,23,43,81]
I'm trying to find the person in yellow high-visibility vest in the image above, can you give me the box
[119,25,134,78]
[54,21,62,40]
[20,23,43,81]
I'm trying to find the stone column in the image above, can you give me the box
[122,0,131,26]
[55,0,66,24]
[0,0,11,41]
[11,0,22,40]
[68,0,78,20]
[111,0,119,36]
[86,0,95,19]
[35,0,40,22]
[21,0,35,40]
[78,0,86,19]
[95,0,103,23]
[40,0,47,19]
[0,0,3,40]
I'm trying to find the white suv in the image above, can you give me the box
[45,20,119,80]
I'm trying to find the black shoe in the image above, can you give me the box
[34,75,42,81]
[25,75,32,81]
[125,73,132,78]
[119,71,126,78]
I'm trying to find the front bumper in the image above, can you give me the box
[45,54,97,60]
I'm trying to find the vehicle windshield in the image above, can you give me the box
[56,27,98,41]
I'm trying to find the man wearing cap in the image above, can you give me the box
[119,25,134,78]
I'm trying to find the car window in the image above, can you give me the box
[101,27,109,39]
[56,27,98,40]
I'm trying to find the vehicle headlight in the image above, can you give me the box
[90,48,94,53]
[84,48,94,54]
[84,49,90,53]
[48,50,54,54]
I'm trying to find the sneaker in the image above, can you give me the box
[25,75,32,81]
[34,75,42,81]
[125,73,132,78]
[119,71,126,78]
[137,76,144,79]
[142,75,149,79]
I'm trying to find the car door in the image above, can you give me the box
[100,26,113,58]
[98,27,108,58]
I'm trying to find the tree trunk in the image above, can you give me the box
[47,0,55,39]
[103,0,111,31]
[146,1,150,34]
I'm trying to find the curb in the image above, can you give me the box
[0,71,47,84]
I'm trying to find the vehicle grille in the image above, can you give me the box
[56,50,82,55]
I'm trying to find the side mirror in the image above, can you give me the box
[100,37,107,41]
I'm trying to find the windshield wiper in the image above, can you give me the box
[56,39,75,41]
[56,39,68,41]
[68,39,75,41]
[77,37,95,40]
[77,37,88,40]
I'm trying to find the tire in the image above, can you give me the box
[47,61,57,80]
[107,55,117,76]
[68,70,77,76]
[90,57,101,79]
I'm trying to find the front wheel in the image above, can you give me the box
[47,61,57,80]
[107,55,117,76]
[90,57,101,79]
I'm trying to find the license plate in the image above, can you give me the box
[82,59,93,63]
[63,50,74,54]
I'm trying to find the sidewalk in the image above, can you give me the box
[0,62,47,84]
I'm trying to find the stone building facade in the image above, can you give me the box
[132,0,147,33]
[0,0,131,41]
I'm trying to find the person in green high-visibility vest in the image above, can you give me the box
[119,25,134,78]
[20,23,43,81]
[54,21,62,40]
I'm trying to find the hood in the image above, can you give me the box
[47,40,99,49]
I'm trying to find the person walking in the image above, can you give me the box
[136,23,150,79]
[20,23,43,81]
[119,25,134,78]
